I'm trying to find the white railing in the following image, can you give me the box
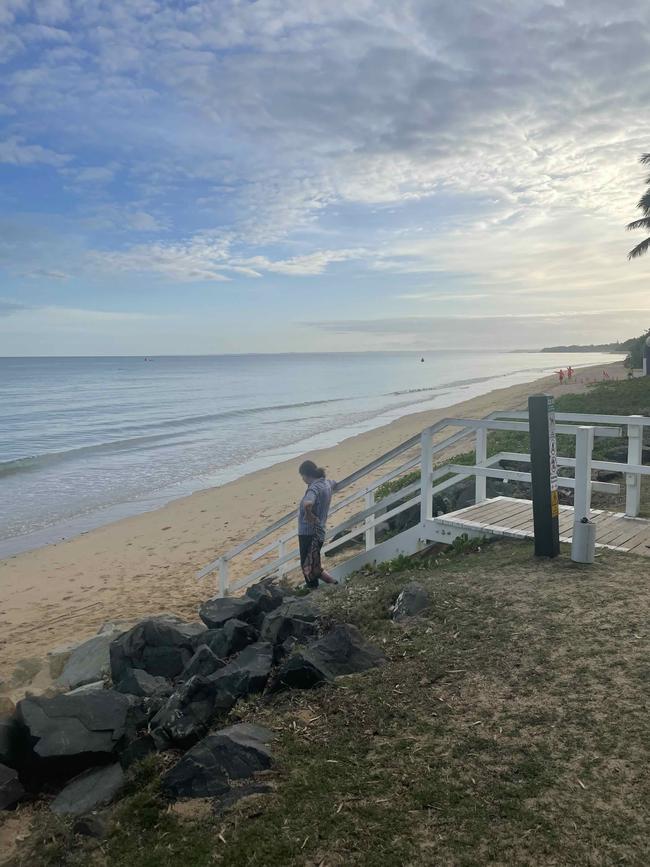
[197,410,649,595]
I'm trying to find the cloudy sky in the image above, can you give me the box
[1,0,649,355]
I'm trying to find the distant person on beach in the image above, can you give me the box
[298,460,338,589]
[567,365,574,380]
[558,369,565,385]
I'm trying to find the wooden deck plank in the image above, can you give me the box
[438,497,650,558]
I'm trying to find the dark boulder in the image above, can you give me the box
[115,668,172,698]
[161,723,272,800]
[245,582,286,625]
[150,675,236,750]
[279,624,385,689]
[260,598,320,648]
[110,618,205,682]
[73,812,109,839]
[0,763,24,810]
[179,645,224,680]
[51,763,124,816]
[198,596,258,630]
[202,619,259,660]
[17,690,131,760]
[119,734,157,770]
[392,583,431,621]
[211,641,273,699]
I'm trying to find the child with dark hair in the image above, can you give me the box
[297,460,338,588]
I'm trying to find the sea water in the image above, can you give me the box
[0,351,620,557]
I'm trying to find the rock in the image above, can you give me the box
[0,718,20,768]
[67,682,105,696]
[51,763,124,816]
[10,657,42,688]
[211,641,273,699]
[278,624,385,689]
[244,582,286,624]
[119,734,156,769]
[198,596,258,630]
[161,723,272,800]
[48,642,77,680]
[110,618,205,682]
[57,629,125,690]
[150,675,235,750]
[0,763,24,810]
[73,812,109,838]
[0,697,15,717]
[260,598,320,647]
[17,689,131,759]
[179,645,224,680]
[392,583,431,621]
[115,669,172,698]
[202,619,259,660]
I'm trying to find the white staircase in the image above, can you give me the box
[197,410,649,596]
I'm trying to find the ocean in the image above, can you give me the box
[0,351,620,557]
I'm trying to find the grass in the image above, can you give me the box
[8,539,650,867]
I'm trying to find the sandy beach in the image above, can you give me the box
[0,361,623,698]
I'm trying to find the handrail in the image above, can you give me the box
[197,409,646,587]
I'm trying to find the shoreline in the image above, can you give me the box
[0,359,623,695]
[0,355,620,561]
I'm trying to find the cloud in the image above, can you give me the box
[0,136,70,167]
[2,0,650,348]
[0,298,30,316]
[309,308,650,349]
[22,268,69,279]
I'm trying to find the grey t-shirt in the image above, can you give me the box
[298,478,338,540]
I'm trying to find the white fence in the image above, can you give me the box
[197,411,650,596]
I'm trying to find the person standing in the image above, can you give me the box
[558,369,565,385]
[297,460,338,588]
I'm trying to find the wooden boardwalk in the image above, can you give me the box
[436,496,650,557]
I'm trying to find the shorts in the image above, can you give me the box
[299,534,324,588]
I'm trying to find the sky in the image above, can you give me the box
[1,0,649,356]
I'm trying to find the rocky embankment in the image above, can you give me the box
[0,581,390,820]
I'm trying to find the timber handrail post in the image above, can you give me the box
[278,539,289,578]
[420,428,434,522]
[626,416,644,517]
[574,426,595,520]
[475,428,487,503]
[364,490,376,550]
[218,557,230,598]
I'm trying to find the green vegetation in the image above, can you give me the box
[9,540,650,866]
[541,328,649,369]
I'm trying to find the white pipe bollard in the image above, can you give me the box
[572,426,595,564]
[625,416,643,517]
[475,428,487,503]
[364,490,376,550]
[571,517,596,564]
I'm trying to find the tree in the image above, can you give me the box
[627,153,650,259]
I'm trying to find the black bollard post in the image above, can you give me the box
[528,394,560,558]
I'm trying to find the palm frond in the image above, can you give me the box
[628,236,650,259]
[640,153,650,165]
[637,191,650,214]
[626,217,650,232]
